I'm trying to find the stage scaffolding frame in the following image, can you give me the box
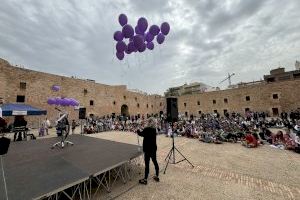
[34,155,143,200]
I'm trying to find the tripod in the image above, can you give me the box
[163,122,194,174]
[51,128,74,149]
[51,113,74,149]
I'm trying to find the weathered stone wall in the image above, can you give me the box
[0,59,165,126]
[1,57,299,127]
[178,79,300,117]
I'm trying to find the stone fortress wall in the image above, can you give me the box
[1,58,299,127]
[0,58,165,126]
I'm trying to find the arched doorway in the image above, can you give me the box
[121,104,129,116]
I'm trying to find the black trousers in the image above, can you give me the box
[144,151,159,179]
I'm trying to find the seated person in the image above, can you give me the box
[259,127,273,143]
[199,131,213,143]
[242,132,258,148]
[283,129,296,150]
[83,125,88,134]
[224,132,238,142]
[212,131,223,144]
[272,131,284,145]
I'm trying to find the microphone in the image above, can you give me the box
[55,107,62,112]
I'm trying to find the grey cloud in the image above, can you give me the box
[0,0,299,94]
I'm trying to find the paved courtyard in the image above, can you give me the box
[88,131,300,200]
[6,128,300,199]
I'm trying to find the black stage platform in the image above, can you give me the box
[0,135,142,200]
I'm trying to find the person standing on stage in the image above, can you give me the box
[137,117,160,185]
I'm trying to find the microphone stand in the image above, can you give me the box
[51,111,74,149]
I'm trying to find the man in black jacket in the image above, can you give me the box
[137,118,159,185]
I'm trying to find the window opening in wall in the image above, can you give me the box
[197,101,200,105]
[224,98,228,103]
[123,95,126,100]
[272,108,279,116]
[90,100,94,106]
[273,94,278,99]
[83,89,88,95]
[213,100,216,104]
[246,96,250,101]
[137,103,140,108]
[113,101,116,105]
[20,82,26,90]
[245,108,250,113]
[16,95,25,103]
[184,103,186,107]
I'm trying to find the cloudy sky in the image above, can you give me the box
[0,0,299,94]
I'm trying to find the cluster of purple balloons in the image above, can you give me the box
[51,85,60,92]
[114,14,170,60]
[47,97,79,107]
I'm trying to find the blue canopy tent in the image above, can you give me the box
[0,103,47,116]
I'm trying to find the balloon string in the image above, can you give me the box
[126,57,130,69]
[112,45,115,63]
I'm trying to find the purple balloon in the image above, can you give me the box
[52,85,60,92]
[137,17,148,33]
[113,31,124,41]
[74,100,79,106]
[160,22,170,35]
[127,41,136,52]
[69,99,76,106]
[55,98,62,106]
[138,43,146,52]
[146,42,154,50]
[69,98,78,106]
[116,51,125,60]
[145,32,154,42]
[118,14,127,26]
[133,35,144,48]
[59,98,64,106]
[116,41,127,52]
[135,26,143,35]
[149,25,160,36]
[65,98,72,106]
[122,24,134,38]
[125,48,131,54]
[47,98,54,105]
[157,33,165,44]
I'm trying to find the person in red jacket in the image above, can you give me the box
[242,132,258,148]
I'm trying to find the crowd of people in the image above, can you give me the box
[80,110,300,154]
[1,108,300,154]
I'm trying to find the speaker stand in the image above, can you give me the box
[163,122,194,174]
